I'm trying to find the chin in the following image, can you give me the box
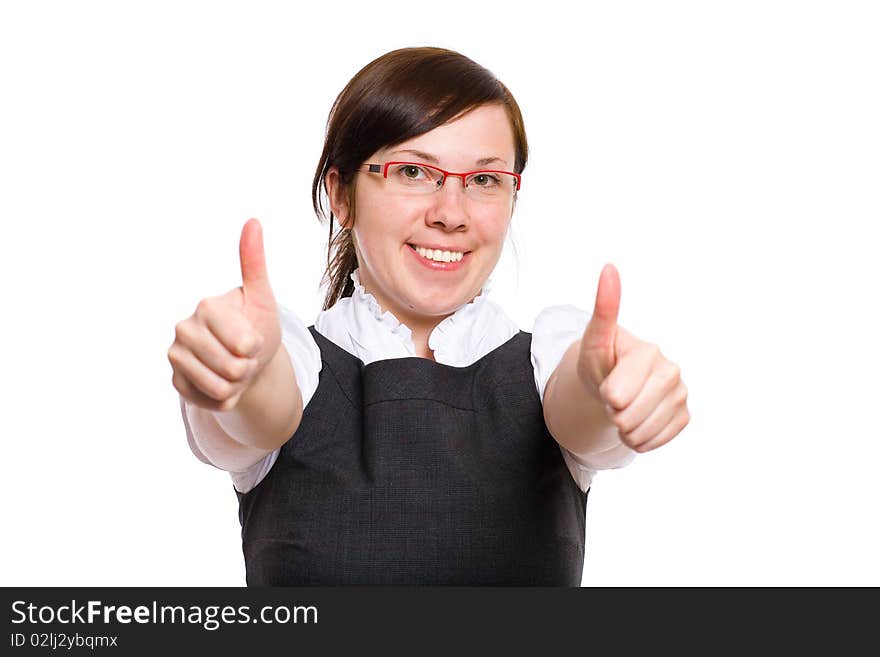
[416,295,471,317]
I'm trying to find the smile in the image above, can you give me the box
[408,243,466,262]
[406,244,470,271]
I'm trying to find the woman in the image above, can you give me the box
[169,46,690,585]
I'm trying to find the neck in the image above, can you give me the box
[407,325,439,361]
[362,289,448,361]
[352,270,483,361]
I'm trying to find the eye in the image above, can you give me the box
[470,173,501,187]
[394,164,435,181]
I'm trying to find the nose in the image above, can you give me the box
[425,175,469,231]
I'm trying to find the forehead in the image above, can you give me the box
[380,104,515,168]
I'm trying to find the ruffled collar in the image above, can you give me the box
[348,267,493,349]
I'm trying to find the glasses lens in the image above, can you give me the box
[386,164,443,193]
[464,172,518,201]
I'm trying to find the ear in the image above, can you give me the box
[325,167,351,228]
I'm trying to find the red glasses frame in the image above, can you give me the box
[361,161,522,191]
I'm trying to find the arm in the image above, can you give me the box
[187,344,302,473]
[542,338,634,469]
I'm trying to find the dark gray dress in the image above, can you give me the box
[236,325,588,585]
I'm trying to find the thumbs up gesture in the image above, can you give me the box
[168,218,282,412]
[577,264,690,453]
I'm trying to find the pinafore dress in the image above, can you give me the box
[236,326,588,585]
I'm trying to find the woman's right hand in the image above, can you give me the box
[168,218,282,412]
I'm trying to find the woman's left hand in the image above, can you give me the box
[577,264,690,453]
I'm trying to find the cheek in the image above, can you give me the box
[354,200,405,245]
[474,210,511,243]
[373,197,424,237]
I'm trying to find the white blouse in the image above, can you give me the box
[181,269,635,494]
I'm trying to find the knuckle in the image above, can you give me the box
[219,379,235,400]
[604,389,625,409]
[174,321,189,343]
[195,298,216,318]
[621,435,639,451]
[228,358,250,380]
[167,348,189,375]
[172,372,193,400]
[613,413,633,434]
[207,379,233,402]
[236,334,255,356]
[599,380,622,407]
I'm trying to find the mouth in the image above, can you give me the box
[406,243,471,271]
[406,243,471,263]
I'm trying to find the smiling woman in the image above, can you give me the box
[323,103,518,353]
[168,46,690,586]
[311,48,528,323]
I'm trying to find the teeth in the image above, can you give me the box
[414,246,464,262]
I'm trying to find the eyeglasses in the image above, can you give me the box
[358,161,521,202]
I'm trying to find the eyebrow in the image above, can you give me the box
[388,149,509,168]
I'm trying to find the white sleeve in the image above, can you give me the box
[180,304,323,494]
[180,395,216,467]
[530,305,636,493]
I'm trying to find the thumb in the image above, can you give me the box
[579,263,621,386]
[239,218,276,307]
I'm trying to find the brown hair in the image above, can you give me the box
[311,46,529,310]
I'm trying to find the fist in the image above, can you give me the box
[168,218,281,412]
[578,264,690,453]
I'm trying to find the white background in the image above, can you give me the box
[2,0,878,586]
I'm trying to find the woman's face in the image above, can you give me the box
[328,103,517,332]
